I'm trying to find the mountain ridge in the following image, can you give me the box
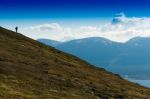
[37,38,61,46]
[1,27,150,98]
[37,36,150,79]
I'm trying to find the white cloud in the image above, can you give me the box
[22,13,150,42]
[103,13,150,41]
[28,23,62,32]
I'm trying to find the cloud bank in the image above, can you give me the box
[28,23,62,32]
[23,13,150,42]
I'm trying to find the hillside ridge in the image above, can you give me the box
[0,27,150,99]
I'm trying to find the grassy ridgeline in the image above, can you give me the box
[0,27,150,99]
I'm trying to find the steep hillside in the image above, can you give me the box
[0,27,150,99]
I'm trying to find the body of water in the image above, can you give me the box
[127,79,150,88]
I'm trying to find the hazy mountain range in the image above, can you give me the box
[37,37,150,79]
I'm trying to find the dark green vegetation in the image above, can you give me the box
[0,27,150,99]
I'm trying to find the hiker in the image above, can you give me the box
[15,27,18,33]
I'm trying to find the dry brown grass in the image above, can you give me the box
[0,27,150,99]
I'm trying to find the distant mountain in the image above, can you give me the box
[56,37,123,68]
[126,37,150,46]
[37,38,61,46]
[2,27,150,98]
[115,37,150,79]
[38,37,150,79]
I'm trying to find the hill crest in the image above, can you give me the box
[0,27,150,99]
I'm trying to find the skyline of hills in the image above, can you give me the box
[1,0,150,98]
[38,36,150,80]
[1,27,150,98]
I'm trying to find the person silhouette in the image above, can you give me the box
[15,27,18,33]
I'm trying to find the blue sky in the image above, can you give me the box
[1,0,150,42]
[1,0,150,19]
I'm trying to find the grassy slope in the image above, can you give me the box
[0,27,150,99]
